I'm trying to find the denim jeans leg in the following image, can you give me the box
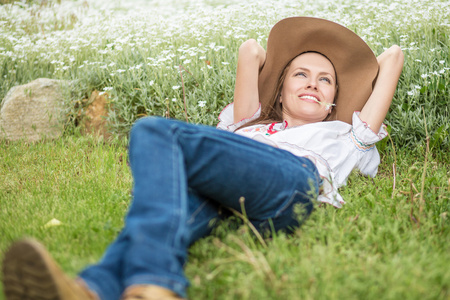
[79,117,320,299]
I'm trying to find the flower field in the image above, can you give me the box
[1,0,449,147]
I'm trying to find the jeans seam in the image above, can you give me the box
[168,126,189,252]
[187,200,209,225]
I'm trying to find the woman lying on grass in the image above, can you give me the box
[2,17,403,300]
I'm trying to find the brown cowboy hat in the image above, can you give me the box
[258,16,379,124]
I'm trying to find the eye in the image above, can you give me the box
[319,77,332,84]
[294,72,306,77]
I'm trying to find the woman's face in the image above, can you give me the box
[280,52,337,127]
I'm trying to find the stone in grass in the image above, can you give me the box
[0,78,68,142]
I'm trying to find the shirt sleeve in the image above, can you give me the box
[216,102,261,132]
[351,112,388,176]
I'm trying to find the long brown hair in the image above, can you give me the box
[238,52,338,130]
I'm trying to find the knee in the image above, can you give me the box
[130,117,168,137]
[132,116,162,130]
[128,117,174,164]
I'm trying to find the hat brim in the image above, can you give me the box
[258,17,379,124]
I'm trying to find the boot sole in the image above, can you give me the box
[2,239,62,300]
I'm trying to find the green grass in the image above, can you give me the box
[0,136,449,299]
[0,135,131,279]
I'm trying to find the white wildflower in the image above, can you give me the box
[439,60,445,64]
[172,86,181,90]
[198,100,207,107]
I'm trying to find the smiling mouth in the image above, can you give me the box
[298,95,320,103]
[298,95,336,109]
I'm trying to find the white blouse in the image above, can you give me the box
[216,103,388,207]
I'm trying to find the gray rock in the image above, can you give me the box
[0,78,68,142]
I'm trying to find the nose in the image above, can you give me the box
[306,78,318,90]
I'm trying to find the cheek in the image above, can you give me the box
[282,78,299,93]
[280,84,288,97]
[324,86,336,102]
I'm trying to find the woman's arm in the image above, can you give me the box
[233,39,266,123]
[359,45,404,133]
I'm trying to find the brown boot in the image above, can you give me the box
[2,238,99,300]
[121,285,185,300]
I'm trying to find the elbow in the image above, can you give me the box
[239,39,265,67]
[239,39,259,56]
[386,45,404,67]
[391,45,404,64]
[377,45,404,75]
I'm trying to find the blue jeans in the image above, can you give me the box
[79,117,320,299]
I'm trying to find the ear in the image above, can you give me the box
[279,94,282,103]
